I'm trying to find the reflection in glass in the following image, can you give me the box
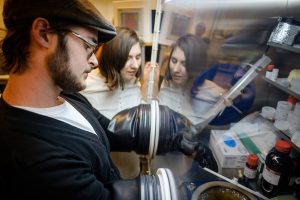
[158,34,214,125]
[156,0,278,127]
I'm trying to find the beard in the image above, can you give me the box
[47,36,85,92]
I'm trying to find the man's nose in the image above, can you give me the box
[89,53,98,69]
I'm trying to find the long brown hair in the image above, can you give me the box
[165,34,207,83]
[98,27,143,90]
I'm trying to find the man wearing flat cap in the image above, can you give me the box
[0,0,218,199]
[0,0,126,199]
[0,0,163,199]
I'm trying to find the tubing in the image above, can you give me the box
[146,0,162,103]
[194,54,271,132]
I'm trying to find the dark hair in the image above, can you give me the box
[165,34,207,82]
[1,22,31,74]
[99,27,143,90]
[195,22,206,36]
[0,20,71,74]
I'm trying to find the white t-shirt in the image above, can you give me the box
[15,98,96,135]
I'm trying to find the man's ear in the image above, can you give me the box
[31,17,52,48]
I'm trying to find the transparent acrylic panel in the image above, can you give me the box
[155,0,300,128]
[148,2,300,198]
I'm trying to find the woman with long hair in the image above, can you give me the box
[81,27,159,179]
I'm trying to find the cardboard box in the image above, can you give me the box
[209,129,249,168]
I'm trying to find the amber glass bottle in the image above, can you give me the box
[244,154,259,180]
[261,139,292,197]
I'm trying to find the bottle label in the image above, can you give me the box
[262,165,281,185]
[266,71,272,79]
[244,166,257,179]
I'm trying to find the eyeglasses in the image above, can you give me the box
[41,28,99,59]
[69,31,98,59]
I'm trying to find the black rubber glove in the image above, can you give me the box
[109,178,140,200]
[156,120,218,172]
[193,143,218,172]
[107,103,191,155]
[182,130,218,172]
[107,103,218,172]
[177,125,200,155]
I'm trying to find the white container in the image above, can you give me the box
[270,68,279,81]
[288,111,300,134]
[291,130,300,149]
[261,106,276,121]
[274,101,293,120]
[294,102,300,115]
[290,79,300,94]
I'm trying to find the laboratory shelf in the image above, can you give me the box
[268,42,300,54]
[262,76,300,100]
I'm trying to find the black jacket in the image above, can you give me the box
[0,92,121,200]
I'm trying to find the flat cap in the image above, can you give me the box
[3,0,116,43]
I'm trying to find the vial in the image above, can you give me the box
[265,64,274,79]
[244,154,259,180]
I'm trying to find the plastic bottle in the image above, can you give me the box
[244,154,259,180]
[265,64,274,79]
[261,139,293,197]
